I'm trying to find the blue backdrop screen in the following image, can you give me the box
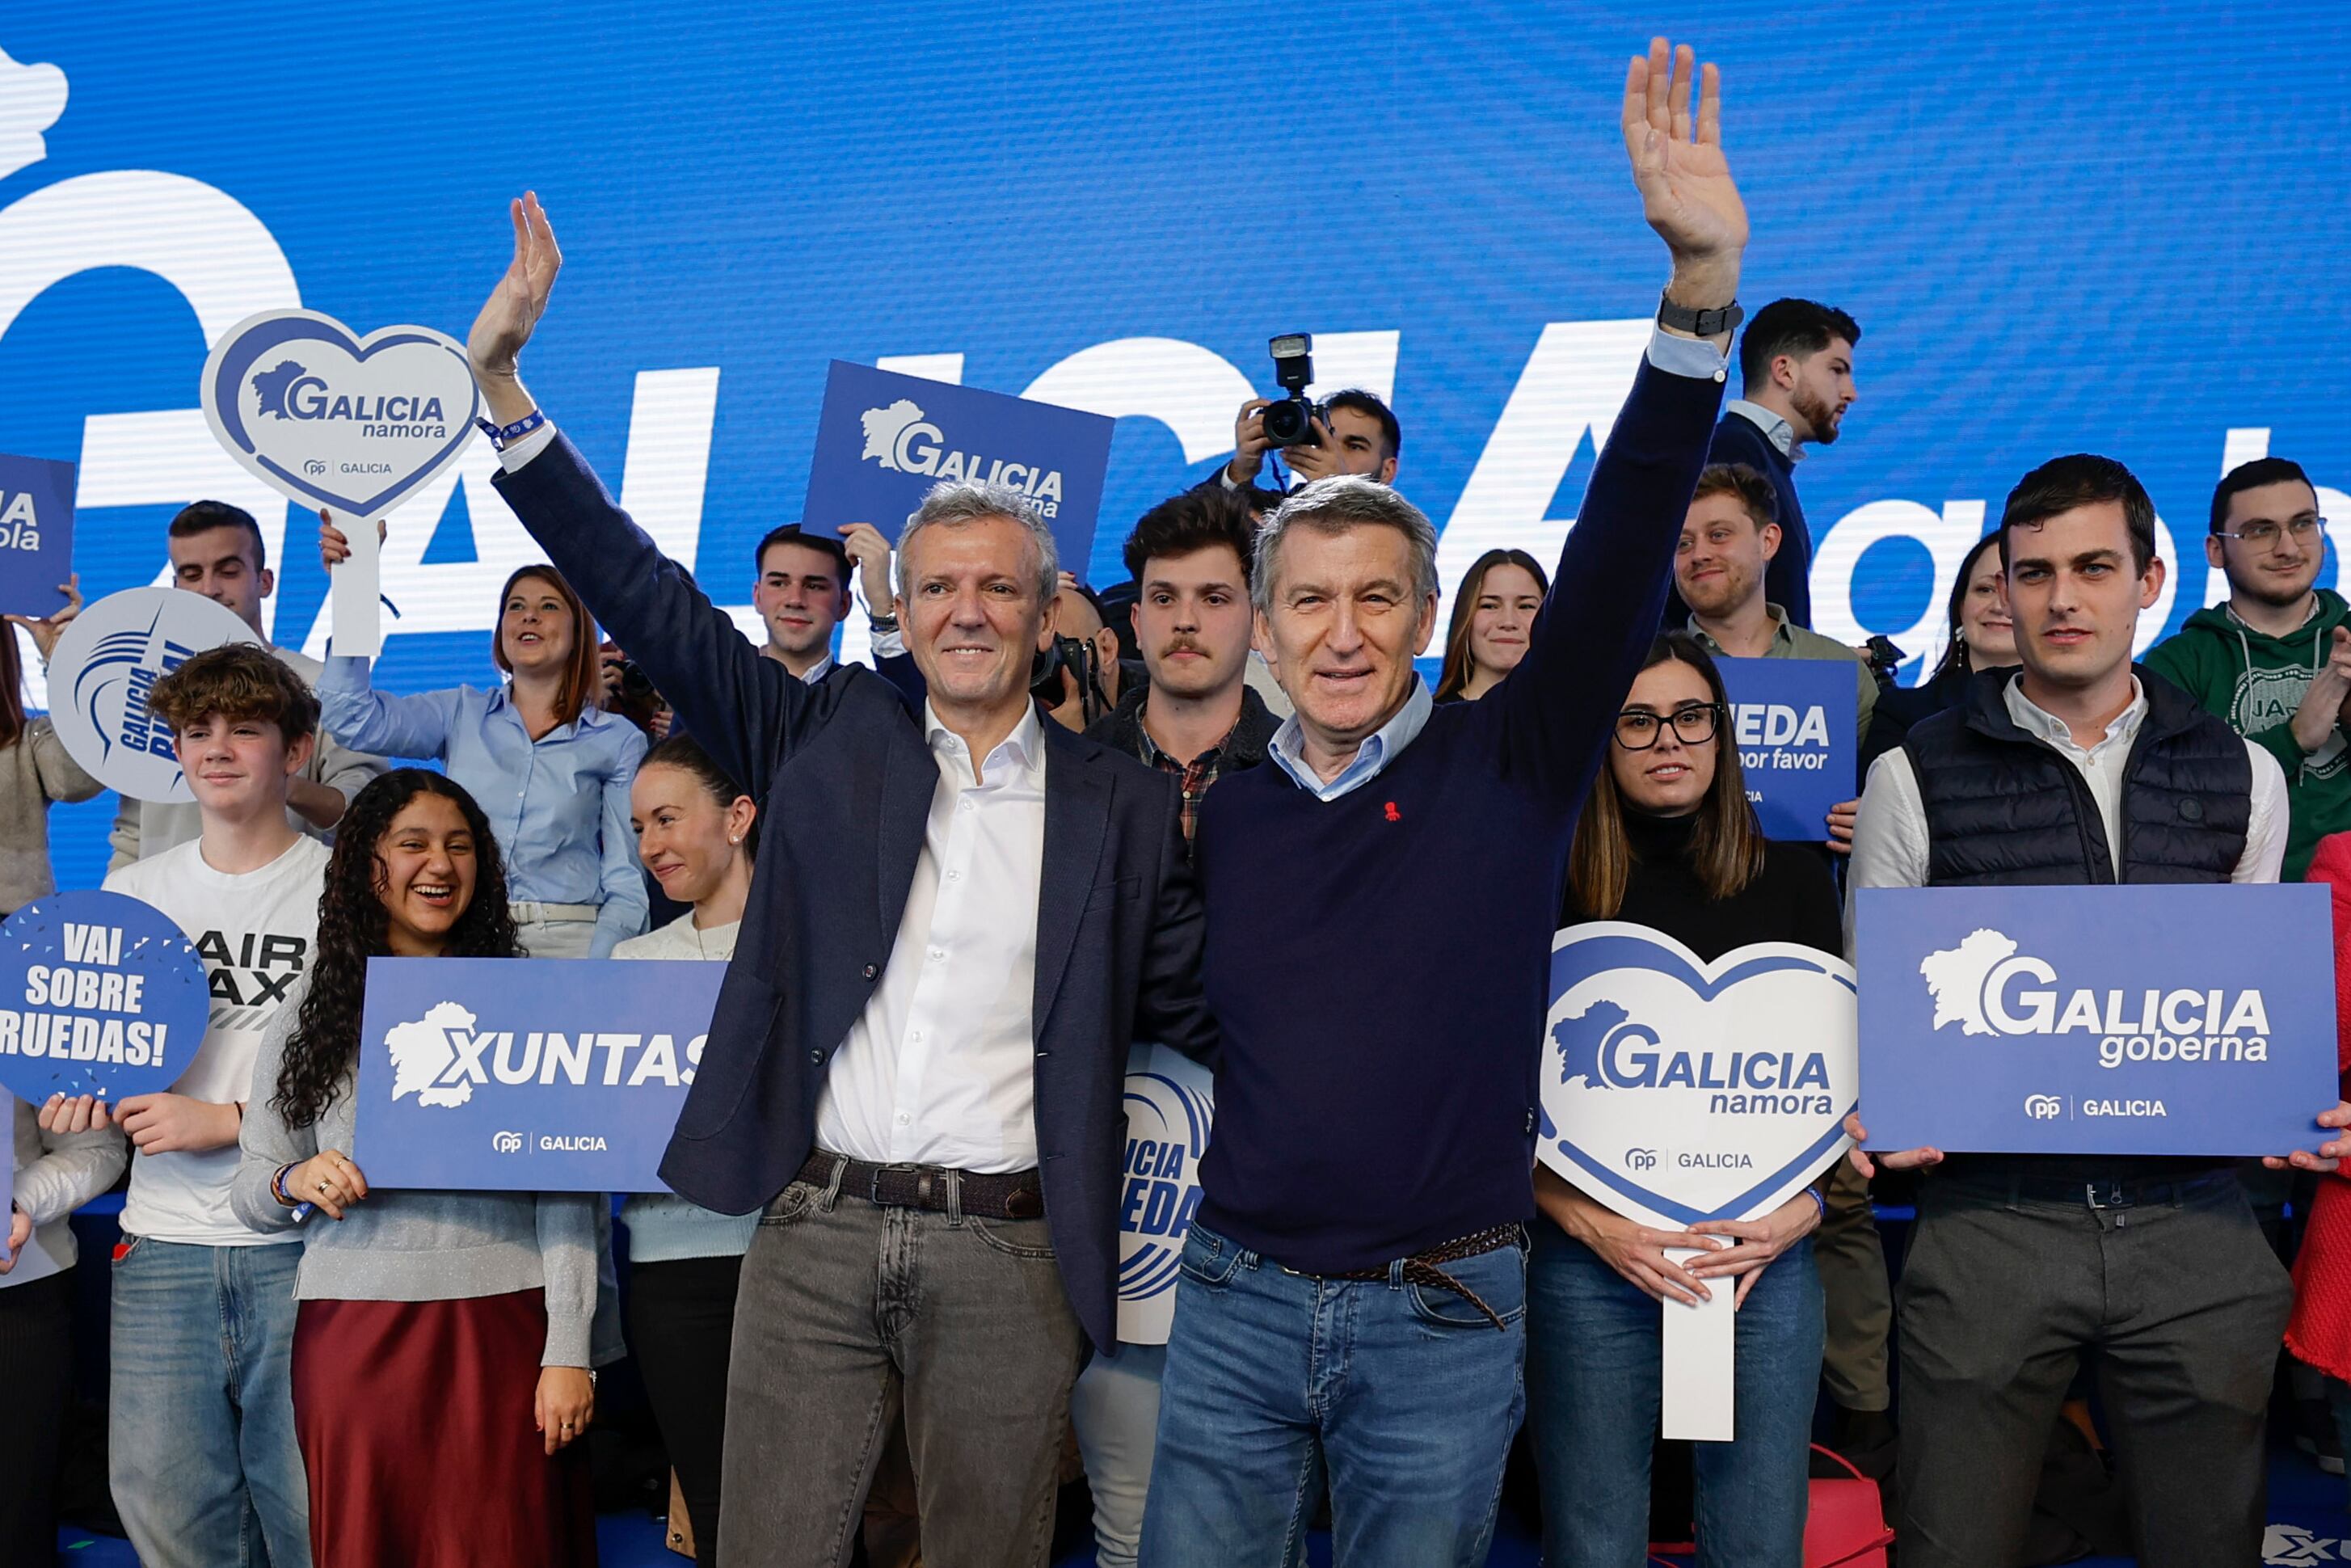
[1,2,2345,890]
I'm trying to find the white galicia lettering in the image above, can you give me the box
[1921,929,2271,1071]
[856,398,1068,516]
[0,921,171,1069]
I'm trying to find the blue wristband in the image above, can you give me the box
[475,409,546,450]
[1804,1186,1828,1221]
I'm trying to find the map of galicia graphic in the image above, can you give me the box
[1553,1000,1629,1089]
[385,1001,477,1107]
[1919,928,2018,1036]
[253,360,307,419]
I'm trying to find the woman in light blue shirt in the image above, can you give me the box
[318,522,647,956]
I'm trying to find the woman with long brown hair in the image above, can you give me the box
[1433,548,1551,702]
[1526,633,1839,1567]
[318,515,648,956]
[232,768,606,1566]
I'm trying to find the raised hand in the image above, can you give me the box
[1622,38,1747,299]
[466,192,563,394]
[836,523,897,615]
[3,573,82,661]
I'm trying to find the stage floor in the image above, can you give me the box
[55,1440,2351,1566]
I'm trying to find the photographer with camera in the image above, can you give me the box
[1217,334,1401,493]
[1035,575,1123,731]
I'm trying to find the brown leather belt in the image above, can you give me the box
[1308,1224,1525,1331]
[796,1150,1045,1221]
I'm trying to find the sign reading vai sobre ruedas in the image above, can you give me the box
[353,957,726,1192]
[1855,883,2339,1155]
[0,891,209,1103]
[803,360,1114,583]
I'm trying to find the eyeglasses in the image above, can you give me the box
[1614,703,1723,750]
[2216,514,2328,547]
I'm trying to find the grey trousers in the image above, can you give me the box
[1895,1172,2293,1568]
[715,1170,1088,1568]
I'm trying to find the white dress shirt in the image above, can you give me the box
[812,702,1049,1172]
[1847,674,2290,946]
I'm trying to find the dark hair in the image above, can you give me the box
[1737,299,1861,395]
[639,733,760,858]
[1691,462,1780,530]
[272,771,518,1127]
[1434,549,1551,701]
[491,565,601,727]
[1569,634,1766,917]
[168,500,268,575]
[1123,487,1258,587]
[1928,532,2007,685]
[0,626,23,752]
[755,524,852,588]
[1324,389,1401,461]
[1237,483,1291,520]
[1997,453,2157,575]
[2210,456,2315,534]
[147,643,318,743]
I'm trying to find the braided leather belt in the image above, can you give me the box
[1308,1223,1525,1331]
[796,1151,1045,1221]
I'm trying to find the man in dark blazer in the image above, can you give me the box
[461,192,1215,1568]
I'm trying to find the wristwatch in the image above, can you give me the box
[1656,291,1743,338]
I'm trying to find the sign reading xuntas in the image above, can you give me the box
[353,956,726,1191]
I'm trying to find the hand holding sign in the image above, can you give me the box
[2265,1101,2351,1174]
[287,1149,369,1220]
[2,571,79,659]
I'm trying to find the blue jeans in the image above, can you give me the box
[1139,1219,1526,1568]
[1525,1219,1822,1568]
[111,1237,310,1568]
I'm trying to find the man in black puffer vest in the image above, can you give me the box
[1841,455,2339,1568]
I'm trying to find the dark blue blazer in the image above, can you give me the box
[494,438,1216,1350]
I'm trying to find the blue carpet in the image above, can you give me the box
[55,1442,2351,1565]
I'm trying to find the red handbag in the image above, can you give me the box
[1803,1443,1896,1568]
[1644,1442,1895,1567]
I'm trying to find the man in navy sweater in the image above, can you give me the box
[1665,297,1860,630]
[1136,38,1749,1567]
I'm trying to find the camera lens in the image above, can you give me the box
[1262,398,1310,447]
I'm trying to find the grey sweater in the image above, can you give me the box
[230,974,601,1367]
[0,717,102,915]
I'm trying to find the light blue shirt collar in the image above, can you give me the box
[1269,677,1434,802]
[1725,398,1797,459]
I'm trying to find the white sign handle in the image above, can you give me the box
[330,512,384,658]
[1658,1246,1735,1441]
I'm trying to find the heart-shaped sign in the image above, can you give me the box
[1538,921,1857,1231]
[200,309,478,521]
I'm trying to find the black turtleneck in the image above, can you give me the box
[1562,807,1843,962]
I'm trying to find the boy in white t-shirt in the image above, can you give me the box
[88,643,329,1567]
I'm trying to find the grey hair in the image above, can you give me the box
[894,479,1059,602]
[1250,474,1439,617]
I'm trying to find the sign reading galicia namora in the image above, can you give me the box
[1712,656,1856,843]
[0,452,75,620]
[200,309,481,660]
[44,586,260,803]
[353,956,727,1192]
[1117,1044,1213,1345]
[1538,923,1858,1234]
[1855,884,2339,1155]
[0,891,210,1103]
[803,360,1114,581]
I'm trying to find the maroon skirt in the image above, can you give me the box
[291,1289,596,1568]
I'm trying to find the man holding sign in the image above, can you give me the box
[1846,453,2322,1568]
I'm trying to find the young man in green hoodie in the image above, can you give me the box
[2145,456,2350,879]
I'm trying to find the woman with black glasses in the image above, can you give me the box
[1526,632,1839,1567]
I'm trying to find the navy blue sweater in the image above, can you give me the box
[1191,353,1725,1273]
[1710,408,1810,626]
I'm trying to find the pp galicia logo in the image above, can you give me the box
[43,588,259,803]
[1114,1047,1214,1342]
[1538,923,1857,1233]
[857,397,1070,517]
[1921,926,2272,1073]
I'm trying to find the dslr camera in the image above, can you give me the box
[1259,333,1325,449]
